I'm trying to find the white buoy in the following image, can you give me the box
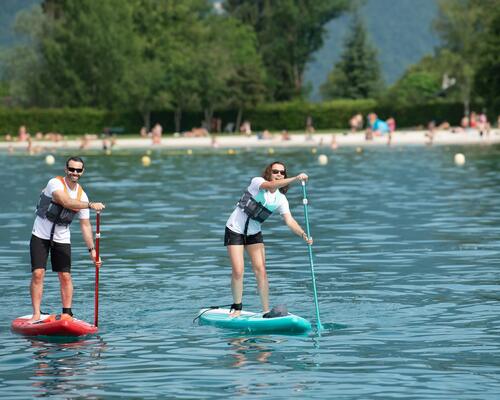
[454,153,465,166]
[311,148,317,154]
[141,155,151,167]
[187,149,193,155]
[268,148,275,155]
[318,154,328,165]
[356,146,363,154]
[45,154,55,165]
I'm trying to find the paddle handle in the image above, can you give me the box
[301,181,323,332]
[94,212,100,327]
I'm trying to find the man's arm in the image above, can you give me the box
[53,190,105,211]
[80,218,102,266]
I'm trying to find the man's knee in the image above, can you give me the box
[31,268,45,283]
[58,272,72,284]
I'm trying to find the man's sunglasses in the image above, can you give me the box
[67,167,84,173]
[272,169,286,175]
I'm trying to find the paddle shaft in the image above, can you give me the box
[301,181,323,331]
[94,212,100,327]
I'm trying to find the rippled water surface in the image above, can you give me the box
[1,145,499,399]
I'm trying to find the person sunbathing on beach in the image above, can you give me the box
[349,113,363,132]
[151,123,162,144]
[183,127,209,137]
[257,130,273,140]
[18,125,30,142]
[367,113,390,136]
[281,130,291,141]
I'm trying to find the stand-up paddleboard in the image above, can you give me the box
[197,308,311,334]
[11,314,98,337]
[12,213,103,338]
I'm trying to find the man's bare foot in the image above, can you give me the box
[28,313,41,323]
[229,310,241,318]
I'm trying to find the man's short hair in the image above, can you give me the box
[66,156,85,168]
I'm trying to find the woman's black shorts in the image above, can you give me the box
[30,235,72,272]
[224,227,264,246]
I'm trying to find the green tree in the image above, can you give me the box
[320,13,383,100]
[192,15,266,131]
[42,0,141,109]
[5,0,141,109]
[215,17,266,131]
[433,0,488,115]
[383,50,464,105]
[224,0,349,101]
[474,2,500,112]
[2,5,47,107]
[128,0,209,130]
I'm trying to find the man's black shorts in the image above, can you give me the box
[30,235,71,272]
[224,227,264,246]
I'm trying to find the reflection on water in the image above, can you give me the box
[1,145,500,399]
[226,337,281,368]
[27,337,106,398]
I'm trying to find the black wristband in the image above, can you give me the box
[88,247,95,253]
[88,201,92,209]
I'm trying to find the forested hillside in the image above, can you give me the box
[0,0,39,47]
[305,0,441,100]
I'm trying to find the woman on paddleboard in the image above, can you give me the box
[225,161,313,317]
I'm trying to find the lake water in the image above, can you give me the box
[1,144,499,399]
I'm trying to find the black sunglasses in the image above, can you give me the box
[272,169,286,175]
[67,167,84,173]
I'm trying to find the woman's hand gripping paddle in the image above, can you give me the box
[301,181,324,333]
[94,212,101,327]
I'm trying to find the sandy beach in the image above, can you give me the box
[1,130,499,152]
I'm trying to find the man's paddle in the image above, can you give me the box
[94,212,101,327]
[301,180,324,332]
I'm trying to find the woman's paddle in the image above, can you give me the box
[94,212,101,328]
[301,180,324,332]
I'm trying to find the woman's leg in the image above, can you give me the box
[246,243,269,313]
[227,245,245,316]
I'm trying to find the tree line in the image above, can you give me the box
[2,0,499,132]
[2,0,349,131]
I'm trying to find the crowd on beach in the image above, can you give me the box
[3,124,120,155]
[3,110,499,153]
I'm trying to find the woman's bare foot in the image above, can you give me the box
[229,303,242,317]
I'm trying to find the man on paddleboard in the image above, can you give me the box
[225,161,313,317]
[29,156,105,322]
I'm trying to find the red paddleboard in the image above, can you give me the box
[11,314,98,337]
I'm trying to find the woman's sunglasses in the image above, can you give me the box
[272,169,286,175]
[67,167,84,173]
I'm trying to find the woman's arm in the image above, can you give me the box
[283,213,313,245]
[260,173,308,191]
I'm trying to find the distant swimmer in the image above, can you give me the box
[29,156,105,322]
[224,161,313,317]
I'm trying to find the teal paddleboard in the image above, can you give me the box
[197,308,312,334]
